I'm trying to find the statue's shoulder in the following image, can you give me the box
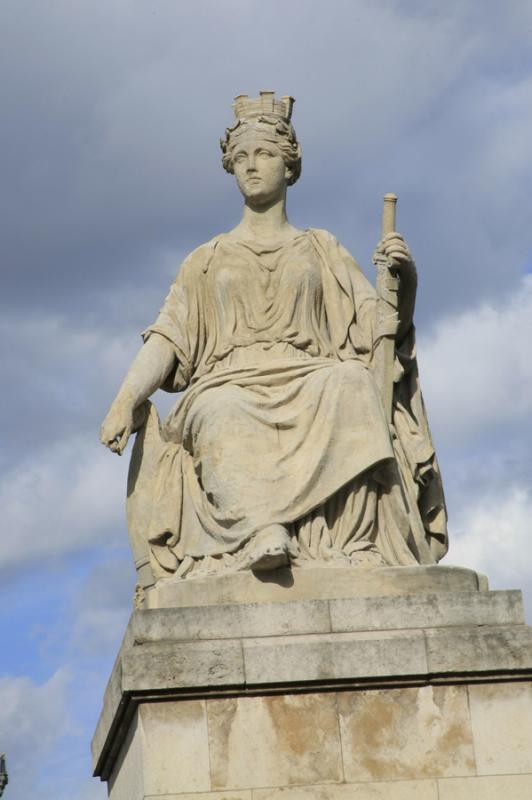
[308,228,354,257]
[308,228,372,293]
[307,228,356,260]
[307,227,339,247]
[178,235,225,279]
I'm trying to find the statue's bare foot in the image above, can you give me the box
[239,525,293,572]
[349,548,387,567]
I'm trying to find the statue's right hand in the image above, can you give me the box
[100,399,135,456]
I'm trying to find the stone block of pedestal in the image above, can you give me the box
[92,566,532,800]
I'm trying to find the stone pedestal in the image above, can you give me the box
[92,566,532,799]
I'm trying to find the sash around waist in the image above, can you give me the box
[210,341,316,372]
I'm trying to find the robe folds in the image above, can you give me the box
[126,228,448,580]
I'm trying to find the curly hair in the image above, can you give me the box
[220,115,302,186]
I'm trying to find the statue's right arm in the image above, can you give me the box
[99,333,175,455]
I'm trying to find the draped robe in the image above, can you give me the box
[127,229,447,581]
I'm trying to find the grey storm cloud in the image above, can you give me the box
[1,0,531,322]
[1,0,531,465]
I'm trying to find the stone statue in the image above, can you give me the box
[100,91,447,592]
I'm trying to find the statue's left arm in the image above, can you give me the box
[314,229,448,561]
[374,232,448,560]
[373,231,418,343]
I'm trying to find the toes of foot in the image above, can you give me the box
[265,545,284,556]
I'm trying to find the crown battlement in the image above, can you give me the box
[233,90,294,122]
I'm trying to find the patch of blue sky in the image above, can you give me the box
[0,545,131,683]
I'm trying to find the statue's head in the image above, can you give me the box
[220,91,302,187]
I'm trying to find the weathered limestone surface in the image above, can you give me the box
[468,682,532,774]
[145,564,486,609]
[93,567,532,799]
[103,683,532,799]
[438,774,532,799]
[136,776,532,800]
[100,92,449,586]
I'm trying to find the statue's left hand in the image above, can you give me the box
[373,232,416,275]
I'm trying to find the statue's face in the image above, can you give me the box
[232,133,289,205]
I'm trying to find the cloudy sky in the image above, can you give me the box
[1,1,532,797]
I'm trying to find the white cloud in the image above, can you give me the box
[2,312,139,400]
[418,275,532,444]
[445,483,532,621]
[0,308,179,575]
[0,670,71,798]
[0,666,108,800]
[0,434,127,574]
[69,559,134,655]
[449,486,531,582]
[418,274,532,619]
[0,311,141,468]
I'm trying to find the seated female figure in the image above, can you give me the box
[100,92,447,589]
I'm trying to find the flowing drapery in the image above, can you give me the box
[126,229,447,580]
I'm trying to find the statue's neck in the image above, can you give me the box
[237,194,290,239]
